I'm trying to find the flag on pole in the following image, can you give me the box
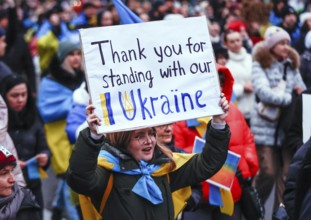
[112,0,143,24]
[25,157,48,180]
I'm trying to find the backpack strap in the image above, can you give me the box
[99,173,114,215]
[78,173,114,220]
[167,173,170,183]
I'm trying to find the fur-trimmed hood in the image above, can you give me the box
[252,41,300,69]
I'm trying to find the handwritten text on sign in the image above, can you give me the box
[80,16,222,133]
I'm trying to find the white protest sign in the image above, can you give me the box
[80,16,222,133]
[303,94,311,143]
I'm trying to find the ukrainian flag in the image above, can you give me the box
[25,157,48,180]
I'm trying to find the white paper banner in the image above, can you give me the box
[80,16,222,133]
[303,94,311,143]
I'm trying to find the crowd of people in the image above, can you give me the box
[0,0,311,219]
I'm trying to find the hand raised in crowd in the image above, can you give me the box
[86,104,102,136]
[19,160,26,169]
[36,153,49,167]
[213,93,229,124]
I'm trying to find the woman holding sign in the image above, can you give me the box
[66,94,230,219]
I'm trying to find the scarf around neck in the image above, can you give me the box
[98,150,165,205]
[228,47,249,62]
[0,184,25,220]
[79,149,194,219]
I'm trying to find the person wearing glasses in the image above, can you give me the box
[66,95,230,220]
[154,124,183,153]
[155,123,204,219]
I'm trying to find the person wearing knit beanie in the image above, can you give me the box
[277,6,300,46]
[0,145,16,170]
[300,12,311,26]
[37,38,84,220]
[251,21,306,220]
[300,30,311,88]
[305,30,311,49]
[227,20,248,33]
[295,11,311,54]
[226,20,253,53]
[0,144,41,219]
[57,40,81,63]
[0,74,26,97]
[264,26,291,49]
[280,6,297,19]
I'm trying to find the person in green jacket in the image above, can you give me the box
[67,94,231,220]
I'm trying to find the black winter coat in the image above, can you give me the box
[8,116,50,210]
[299,49,311,88]
[0,186,41,220]
[16,187,41,220]
[294,137,311,220]
[283,88,311,152]
[67,122,230,220]
[284,137,311,219]
[8,116,50,179]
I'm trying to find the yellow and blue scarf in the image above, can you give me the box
[79,149,195,220]
[98,150,165,204]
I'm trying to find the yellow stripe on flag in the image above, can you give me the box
[39,167,48,179]
[195,117,211,137]
[99,94,110,126]
[219,188,234,216]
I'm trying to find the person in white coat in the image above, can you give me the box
[224,30,254,125]
[251,26,306,219]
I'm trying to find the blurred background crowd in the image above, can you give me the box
[0,0,311,219]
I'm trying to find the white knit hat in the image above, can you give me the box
[305,30,311,49]
[264,26,291,49]
[300,12,311,25]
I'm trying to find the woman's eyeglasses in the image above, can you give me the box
[133,132,156,145]
[157,123,173,130]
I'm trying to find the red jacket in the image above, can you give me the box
[173,104,258,202]
[173,65,259,202]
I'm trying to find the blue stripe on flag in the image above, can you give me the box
[105,92,115,125]
[26,157,40,180]
[112,0,143,24]
[209,184,223,206]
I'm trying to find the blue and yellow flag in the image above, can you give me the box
[25,157,48,180]
[112,0,143,24]
[193,137,240,216]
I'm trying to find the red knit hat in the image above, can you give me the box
[0,145,16,169]
[227,20,248,32]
